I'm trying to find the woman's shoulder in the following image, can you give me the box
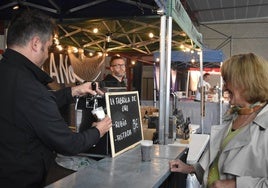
[254,104,268,130]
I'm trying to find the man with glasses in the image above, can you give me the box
[101,56,127,87]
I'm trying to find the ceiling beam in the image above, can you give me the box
[48,0,61,13]
[21,2,58,13]
[116,0,155,9]
[67,0,108,13]
[0,2,17,10]
[58,25,81,47]
[193,3,268,13]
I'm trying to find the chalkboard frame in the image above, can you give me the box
[105,91,144,157]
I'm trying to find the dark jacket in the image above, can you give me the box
[0,49,100,188]
[101,74,126,87]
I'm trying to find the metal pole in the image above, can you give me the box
[219,61,223,124]
[199,50,204,134]
[153,63,157,108]
[164,16,172,145]
[186,71,190,98]
[158,15,166,144]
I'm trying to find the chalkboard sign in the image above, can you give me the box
[105,91,143,157]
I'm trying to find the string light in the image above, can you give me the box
[73,47,78,53]
[13,5,19,10]
[93,28,98,33]
[56,45,63,51]
[184,48,190,52]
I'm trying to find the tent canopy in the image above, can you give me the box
[153,49,225,68]
[154,49,224,62]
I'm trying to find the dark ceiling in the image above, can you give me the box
[0,0,193,59]
[2,0,267,65]
[0,0,158,21]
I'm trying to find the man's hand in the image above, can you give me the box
[92,116,112,137]
[71,82,104,97]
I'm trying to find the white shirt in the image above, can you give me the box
[195,79,211,101]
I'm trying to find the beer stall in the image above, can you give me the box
[0,0,211,187]
[44,0,212,187]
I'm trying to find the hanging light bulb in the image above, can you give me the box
[73,47,78,53]
[185,48,190,52]
[13,5,19,10]
[56,45,63,51]
[93,28,98,33]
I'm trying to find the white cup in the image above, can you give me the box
[91,106,105,121]
[140,140,153,161]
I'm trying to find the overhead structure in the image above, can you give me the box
[0,0,195,60]
[57,17,188,56]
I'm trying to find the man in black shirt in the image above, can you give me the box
[101,56,127,87]
[0,10,112,188]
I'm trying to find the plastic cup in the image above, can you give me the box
[91,106,105,121]
[140,140,153,162]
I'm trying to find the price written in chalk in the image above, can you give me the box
[113,117,140,142]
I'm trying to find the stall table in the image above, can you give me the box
[46,145,187,188]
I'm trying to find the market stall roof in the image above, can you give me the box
[184,0,268,24]
[153,49,224,69]
[0,0,159,20]
[0,0,201,62]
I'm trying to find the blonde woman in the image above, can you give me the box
[170,53,268,188]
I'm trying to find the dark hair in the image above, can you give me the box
[110,56,125,66]
[7,9,57,47]
[203,73,210,78]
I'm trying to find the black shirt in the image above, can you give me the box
[0,49,100,188]
[100,74,126,87]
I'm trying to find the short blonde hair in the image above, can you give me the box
[221,53,268,103]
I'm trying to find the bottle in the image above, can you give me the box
[183,117,190,140]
